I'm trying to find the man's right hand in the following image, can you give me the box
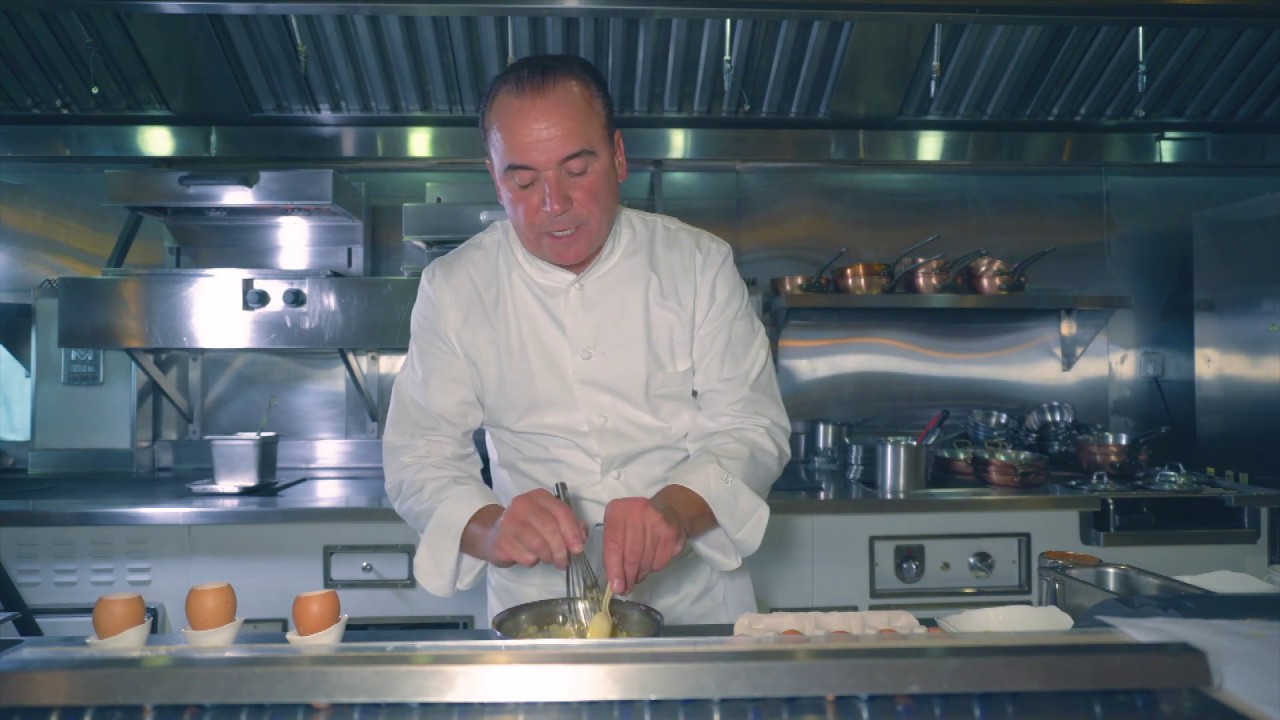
[462,490,586,570]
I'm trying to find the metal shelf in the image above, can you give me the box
[769,294,1131,372]
[772,293,1132,311]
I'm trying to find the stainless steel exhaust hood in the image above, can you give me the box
[105,170,365,223]
[104,169,369,274]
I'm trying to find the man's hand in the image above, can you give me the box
[602,485,716,594]
[461,489,585,570]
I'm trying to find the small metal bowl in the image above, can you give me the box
[492,597,664,639]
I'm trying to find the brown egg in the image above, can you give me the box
[186,582,237,631]
[779,628,804,636]
[878,628,899,635]
[928,626,946,634]
[830,630,853,636]
[93,592,146,639]
[293,589,341,636]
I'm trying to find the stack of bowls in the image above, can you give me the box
[1022,402,1075,457]
[966,409,1013,446]
[972,449,1051,488]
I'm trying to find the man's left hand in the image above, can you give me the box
[602,485,716,595]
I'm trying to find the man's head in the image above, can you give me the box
[479,54,627,274]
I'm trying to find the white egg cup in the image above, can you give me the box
[286,614,348,646]
[182,616,244,647]
[86,621,150,649]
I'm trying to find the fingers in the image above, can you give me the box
[489,489,585,570]
[603,497,687,595]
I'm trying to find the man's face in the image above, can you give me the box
[485,81,627,274]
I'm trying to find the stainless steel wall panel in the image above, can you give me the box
[199,350,350,439]
[1191,192,1280,481]
[776,310,1111,433]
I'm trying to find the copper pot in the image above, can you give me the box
[972,449,1050,488]
[1072,426,1170,475]
[830,234,940,295]
[933,448,975,477]
[771,274,832,294]
[967,246,1056,295]
[899,249,990,294]
[832,255,942,294]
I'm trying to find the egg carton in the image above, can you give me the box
[733,610,926,636]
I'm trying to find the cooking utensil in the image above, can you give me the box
[876,436,932,494]
[829,234,940,294]
[899,249,989,294]
[771,274,832,295]
[972,448,1051,488]
[552,482,602,634]
[803,247,847,292]
[881,254,945,294]
[492,597,664,639]
[1072,425,1170,475]
[586,585,615,639]
[916,409,950,445]
[967,247,1057,295]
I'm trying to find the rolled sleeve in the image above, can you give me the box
[669,461,771,571]
[413,484,499,595]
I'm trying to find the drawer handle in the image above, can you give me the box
[361,562,373,573]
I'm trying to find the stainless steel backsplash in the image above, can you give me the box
[3,163,1277,477]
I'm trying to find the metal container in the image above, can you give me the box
[1037,551,1101,604]
[876,436,931,494]
[809,420,848,468]
[492,597,664,639]
[1039,563,1209,620]
[208,432,279,486]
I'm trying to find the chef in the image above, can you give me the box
[383,54,790,624]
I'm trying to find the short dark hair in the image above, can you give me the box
[479,54,617,148]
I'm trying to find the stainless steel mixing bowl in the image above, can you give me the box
[492,597,664,639]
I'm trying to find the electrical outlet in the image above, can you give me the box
[1140,351,1165,378]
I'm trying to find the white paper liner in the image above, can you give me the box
[733,610,925,636]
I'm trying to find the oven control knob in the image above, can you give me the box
[968,551,995,579]
[244,288,271,309]
[895,555,924,584]
[282,288,307,308]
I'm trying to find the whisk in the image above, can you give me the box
[553,482,603,635]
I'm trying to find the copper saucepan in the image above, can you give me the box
[898,249,990,294]
[967,246,1056,295]
[830,234,940,295]
[1072,425,1171,476]
[770,247,847,295]
[835,254,946,294]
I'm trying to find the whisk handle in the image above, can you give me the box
[553,481,570,505]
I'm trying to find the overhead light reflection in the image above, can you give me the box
[136,126,175,156]
[276,216,311,270]
[915,131,945,162]
[408,128,434,157]
[190,276,251,348]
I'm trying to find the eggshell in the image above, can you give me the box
[186,582,237,631]
[293,589,341,636]
[779,628,804,636]
[93,592,146,640]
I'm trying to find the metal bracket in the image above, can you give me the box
[1059,309,1115,372]
[126,350,194,424]
[104,211,143,270]
[650,160,664,215]
[339,349,379,425]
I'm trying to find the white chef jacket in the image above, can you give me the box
[383,208,790,625]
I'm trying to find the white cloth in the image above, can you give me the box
[384,208,791,624]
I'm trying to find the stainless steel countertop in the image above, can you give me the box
[1,464,1274,526]
[0,629,1211,707]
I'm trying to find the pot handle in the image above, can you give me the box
[886,234,941,273]
[882,253,945,293]
[1006,246,1057,279]
[944,249,990,282]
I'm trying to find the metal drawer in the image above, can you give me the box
[324,545,415,589]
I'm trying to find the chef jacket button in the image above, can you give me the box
[574,282,585,291]
[580,349,593,360]
[609,471,621,480]
[721,475,733,486]
[597,414,608,426]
